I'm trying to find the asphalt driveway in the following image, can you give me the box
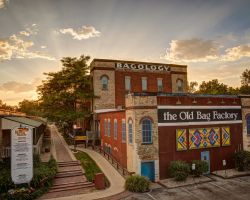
[121,175,250,200]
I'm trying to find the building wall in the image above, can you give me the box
[158,123,242,179]
[241,97,250,151]
[115,70,172,107]
[125,95,160,181]
[92,69,116,111]
[157,95,243,179]
[98,111,127,168]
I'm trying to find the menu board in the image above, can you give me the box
[11,127,33,184]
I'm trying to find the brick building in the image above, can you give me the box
[89,59,250,181]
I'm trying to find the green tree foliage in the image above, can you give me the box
[37,55,94,131]
[18,100,41,116]
[188,81,198,93]
[241,69,250,86]
[0,100,16,111]
[197,79,229,95]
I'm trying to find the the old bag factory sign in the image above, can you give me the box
[115,62,170,72]
[158,106,242,126]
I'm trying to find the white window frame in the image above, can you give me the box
[125,76,131,92]
[142,77,147,92]
[114,119,118,140]
[108,118,111,137]
[157,78,163,92]
[128,119,133,144]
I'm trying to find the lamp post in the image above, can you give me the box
[192,163,196,187]
[223,159,227,177]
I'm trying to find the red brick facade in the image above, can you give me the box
[97,111,127,168]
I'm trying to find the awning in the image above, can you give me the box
[3,116,45,128]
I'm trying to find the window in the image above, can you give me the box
[125,76,131,91]
[177,79,184,92]
[101,75,109,90]
[142,118,153,144]
[247,115,250,135]
[142,77,147,91]
[122,119,126,143]
[114,119,117,140]
[104,119,107,136]
[157,78,163,92]
[128,119,133,144]
[108,119,111,137]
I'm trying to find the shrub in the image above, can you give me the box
[125,175,150,192]
[234,150,250,171]
[0,155,58,200]
[190,160,209,177]
[169,160,190,181]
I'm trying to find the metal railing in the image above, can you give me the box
[92,145,135,177]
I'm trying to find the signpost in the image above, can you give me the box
[11,126,33,184]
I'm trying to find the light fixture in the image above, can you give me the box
[207,98,212,104]
[192,98,197,104]
[176,97,181,105]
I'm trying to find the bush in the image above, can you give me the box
[190,160,209,177]
[234,150,250,171]
[125,175,150,192]
[0,155,58,200]
[169,160,190,181]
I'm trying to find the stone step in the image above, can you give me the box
[57,169,83,175]
[55,171,83,178]
[51,181,93,190]
[53,180,87,187]
[48,183,94,193]
[58,161,80,167]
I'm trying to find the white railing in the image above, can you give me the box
[33,133,44,154]
[1,134,44,158]
[1,146,11,158]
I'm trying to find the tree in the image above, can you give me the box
[241,69,250,86]
[18,99,41,116]
[188,81,198,93]
[197,79,229,95]
[239,69,250,94]
[37,55,94,132]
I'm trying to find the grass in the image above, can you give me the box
[74,151,109,187]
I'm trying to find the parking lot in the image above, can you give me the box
[122,175,250,200]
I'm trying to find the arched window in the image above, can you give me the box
[114,119,117,140]
[100,75,109,90]
[247,115,250,135]
[142,118,153,143]
[177,79,184,92]
[128,119,133,144]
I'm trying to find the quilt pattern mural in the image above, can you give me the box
[221,127,230,146]
[189,128,220,149]
[176,129,187,151]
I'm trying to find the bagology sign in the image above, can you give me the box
[158,106,242,126]
[11,127,33,184]
[115,62,170,72]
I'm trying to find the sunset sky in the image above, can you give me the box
[0,0,250,105]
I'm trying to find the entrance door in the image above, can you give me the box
[201,151,210,174]
[141,161,155,181]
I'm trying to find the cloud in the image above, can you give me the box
[222,44,250,61]
[59,26,101,40]
[0,78,41,93]
[0,0,7,9]
[163,38,220,62]
[0,39,12,60]
[0,35,55,61]
[19,24,38,37]
[41,45,47,49]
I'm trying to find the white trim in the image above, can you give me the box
[157,105,241,109]
[158,120,242,126]
[94,108,124,114]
